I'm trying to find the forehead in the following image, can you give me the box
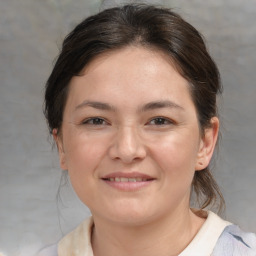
[81,46,180,78]
[67,46,194,110]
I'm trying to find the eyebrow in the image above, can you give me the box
[74,100,184,112]
[75,101,116,111]
[139,100,184,112]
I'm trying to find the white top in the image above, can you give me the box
[38,211,231,256]
[179,211,231,256]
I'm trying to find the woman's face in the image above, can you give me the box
[55,47,218,225]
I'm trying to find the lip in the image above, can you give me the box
[101,172,156,191]
[102,172,155,179]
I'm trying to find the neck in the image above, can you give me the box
[91,208,205,256]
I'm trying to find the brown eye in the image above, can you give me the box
[83,117,107,125]
[148,117,173,125]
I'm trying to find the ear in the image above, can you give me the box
[195,117,219,171]
[52,128,68,170]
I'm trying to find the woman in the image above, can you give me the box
[40,4,256,256]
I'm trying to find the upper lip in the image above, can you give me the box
[101,172,155,180]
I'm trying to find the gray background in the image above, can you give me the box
[0,0,255,255]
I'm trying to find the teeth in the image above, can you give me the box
[107,177,149,182]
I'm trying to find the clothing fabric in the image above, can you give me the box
[37,211,256,256]
[212,224,256,256]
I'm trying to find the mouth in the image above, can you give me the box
[101,172,155,191]
[102,177,154,182]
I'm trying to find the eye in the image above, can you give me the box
[147,117,174,126]
[82,117,108,125]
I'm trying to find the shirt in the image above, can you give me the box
[38,211,256,256]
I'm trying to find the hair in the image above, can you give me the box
[44,4,224,211]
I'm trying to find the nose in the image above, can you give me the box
[108,126,146,164]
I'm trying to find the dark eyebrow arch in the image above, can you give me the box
[75,101,116,111]
[139,100,184,112]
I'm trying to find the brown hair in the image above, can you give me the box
[44,4,224,211]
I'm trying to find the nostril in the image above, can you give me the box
[107,127,147,163]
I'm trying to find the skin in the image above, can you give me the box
[54,46,219,256]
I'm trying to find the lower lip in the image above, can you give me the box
[102,179,155,191]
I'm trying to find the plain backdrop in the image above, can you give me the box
[0,0,255,255]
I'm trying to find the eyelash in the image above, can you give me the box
[82,117,108,125]
[147,117,174,126]
[82,117,174,126]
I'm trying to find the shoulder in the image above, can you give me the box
[212,224,256,256]
[36,244,58,256]
[58,217,94,255]
[35,217,93,256]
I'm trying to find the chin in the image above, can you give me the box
[97,206,160,227]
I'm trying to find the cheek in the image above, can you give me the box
[144,135,199,211]
[63,132,109,194]
[64,128,108,169]
[67,142,107,207]
[149,132,199,180]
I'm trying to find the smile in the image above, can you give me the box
[103,177,152,182]
[101,173,155,191]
